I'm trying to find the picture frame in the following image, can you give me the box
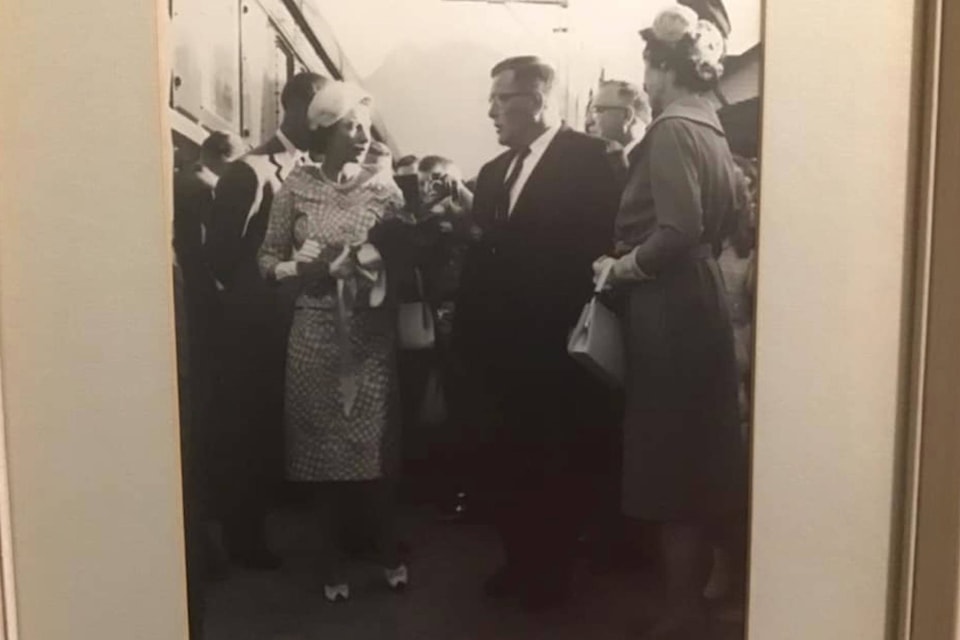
[900,0,960,638]
[0,0,950,638]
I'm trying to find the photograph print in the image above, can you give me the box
[166,0,762,638]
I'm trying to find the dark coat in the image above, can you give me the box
[173,167,215,294]
[201,137,301,507]
[455,128,621,377]
[614,95,746,522]
[206,137,298,297]
[615,96,740,269]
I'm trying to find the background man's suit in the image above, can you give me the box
[205,137,300,563]
[455,127,622,602]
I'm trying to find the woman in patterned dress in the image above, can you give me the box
[258,81,408,602]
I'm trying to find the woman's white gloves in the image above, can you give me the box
[294,239,322,263]
[592,248,654,288]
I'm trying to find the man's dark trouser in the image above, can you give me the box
[483,366,618,596]
[208,294,286,559]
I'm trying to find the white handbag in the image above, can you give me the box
[567,261,626,387]
[397,269,436,350]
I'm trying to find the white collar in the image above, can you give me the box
[276,128,300,156]
[195,165,219,189]
[524,124,561,160]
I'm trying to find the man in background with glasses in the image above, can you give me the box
[590,80,652,184]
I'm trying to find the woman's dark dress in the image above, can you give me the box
[614,95,747,522]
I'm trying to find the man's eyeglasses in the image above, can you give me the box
[590,105,628,115]
[488,91,535,107]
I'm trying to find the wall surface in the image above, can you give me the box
[749,0,919,638]
[0,1,188,639]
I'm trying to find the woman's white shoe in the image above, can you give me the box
[384,564,409,591]
[323,583,350,603]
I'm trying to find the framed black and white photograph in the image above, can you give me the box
[0,0,949,639]
[167,2,763,638]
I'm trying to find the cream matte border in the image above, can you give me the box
[0,0,933,638]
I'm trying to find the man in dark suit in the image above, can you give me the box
[172,130,245,635]
[454,56,622,609]
[205,72,327,570]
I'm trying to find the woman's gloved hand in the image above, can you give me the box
[295,243,343,280]
[592,256,617,289]
[593,250,655,286]
[293,239,322,264]
[328,246,357,280]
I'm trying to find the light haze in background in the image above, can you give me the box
[310,0,761,177]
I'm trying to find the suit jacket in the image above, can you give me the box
[172,167,216,298]
[206,137,300,298]
[603,139,630,191]
[455,128,621,375]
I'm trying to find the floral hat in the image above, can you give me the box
[641,4,727,83]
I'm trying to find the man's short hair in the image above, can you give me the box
[200,130,244,164]
[491,56,556,96]
[418,155,461,180]
[598,80,651,121]
[395,154,420,171]
[280,72,326,110]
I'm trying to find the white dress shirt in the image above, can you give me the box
[505,124,561,217]
[275,128,308,177]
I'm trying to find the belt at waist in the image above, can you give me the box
[615,242,716,263]
[685,243,717,261]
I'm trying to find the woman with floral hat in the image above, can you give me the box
[258,80,408,603]
[593,5,748,637]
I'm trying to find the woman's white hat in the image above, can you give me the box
[306,80,373,130]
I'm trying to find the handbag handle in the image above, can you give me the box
[593,259,616,296]
[414,268,432,330]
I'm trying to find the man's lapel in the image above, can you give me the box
[627,139,647,168]
[479,151,516,228]
[268,153,285,184]
[508,128,568,224]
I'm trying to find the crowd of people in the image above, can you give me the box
[172,4,759,638]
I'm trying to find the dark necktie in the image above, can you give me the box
[496,146,531,222]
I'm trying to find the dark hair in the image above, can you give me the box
[200,131,242,163]
[280,72,326,110]
[394,154,420,170]
[418,155,456,174]
[641,32,719,93]
[491,56,556,96]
